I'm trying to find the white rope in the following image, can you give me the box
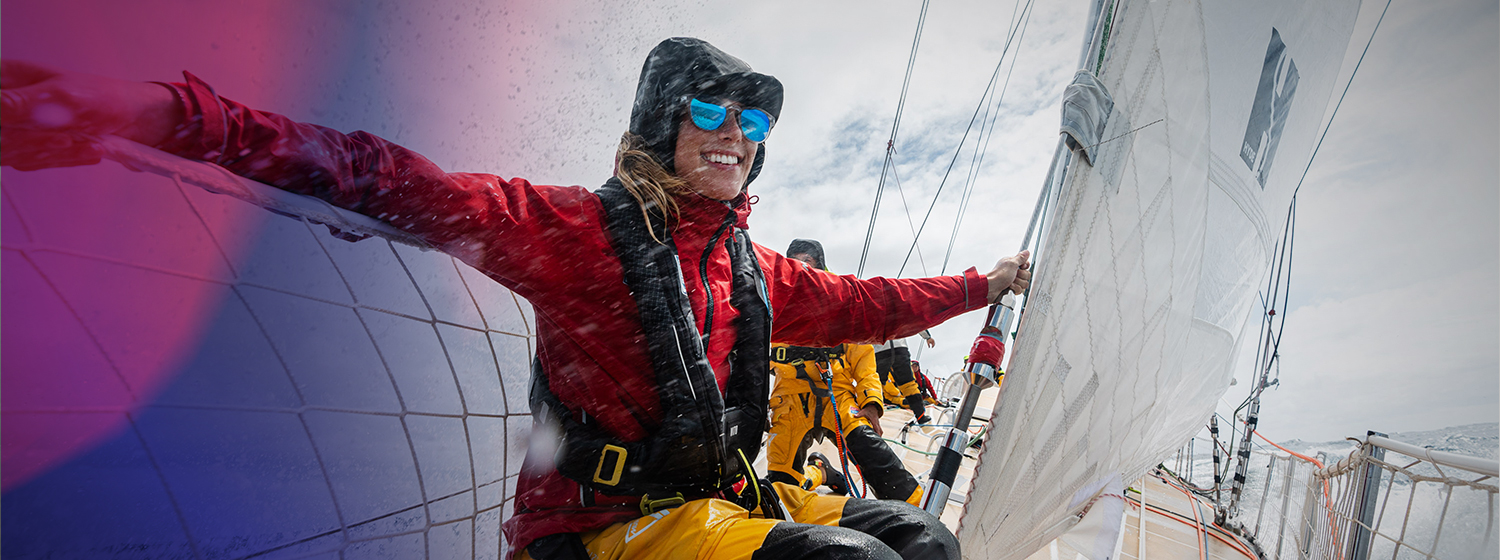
[1230,441,1497,560]
[1315,444,1499,493]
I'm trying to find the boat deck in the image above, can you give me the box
[873,404,983,530]
[852,390,1256,560]
[1102,474,1258,560]
[776,394,984,529]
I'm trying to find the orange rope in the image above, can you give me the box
[1251,429,1345,560]
[1178,479,1209,560]
[1152,472,1258,558]
[1127,497,1257,556]
[1254,430,1323,467]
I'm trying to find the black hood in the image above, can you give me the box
[786,238,827,271]
[629,37,784,189]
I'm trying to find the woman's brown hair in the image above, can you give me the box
[615,133,692,243]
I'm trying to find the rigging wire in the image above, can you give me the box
[1291,0,1394,200]
[1219,3,1392,509]
[1228,216,1292,516]
[1254,199,1297,391]
[1265,200,1298,382]
[858,0,931,278]
[942,102,997,276]
[896,0,1037,278]
[943,0,1032,271]
[890,164,930,275]
[940,0,1035,275]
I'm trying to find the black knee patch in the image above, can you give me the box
[751,522,902,560]
[837,499,960,560]
[844,426,919,502]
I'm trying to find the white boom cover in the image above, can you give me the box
[958,1,1360,558]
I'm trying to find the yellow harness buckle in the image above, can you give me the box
[593,444,627,486]
[639,492,686,516]
[774,346,802,364]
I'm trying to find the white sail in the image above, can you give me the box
[958,1,1361,558]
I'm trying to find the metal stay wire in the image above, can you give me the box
[858,0,932,278]
[895,0,1037,279]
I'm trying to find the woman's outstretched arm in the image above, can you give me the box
[2,60,599,294]
[760,244,1030,347]
[2,60,183,169]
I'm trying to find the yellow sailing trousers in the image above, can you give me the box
[765,388,923,506]
[516,482,957,560]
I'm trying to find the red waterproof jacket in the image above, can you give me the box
[158,74,990,555]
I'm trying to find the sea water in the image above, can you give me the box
[1169,423,1498,560]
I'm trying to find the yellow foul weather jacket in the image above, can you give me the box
[768,343,882,433]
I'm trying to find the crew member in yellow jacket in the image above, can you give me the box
[766,239,924,506]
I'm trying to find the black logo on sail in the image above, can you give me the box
[1240,28,1299,188]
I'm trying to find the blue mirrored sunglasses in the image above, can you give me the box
[689,98,775,143]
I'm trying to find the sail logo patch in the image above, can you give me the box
[1240,28,1300,188]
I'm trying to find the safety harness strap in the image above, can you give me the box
[799,366,830,435]
[770,345,845,366]
[528,179,772,500]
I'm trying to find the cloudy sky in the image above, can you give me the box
[760,0,1498,444]
[1222,0,1498,442]
[633,0,1495,443]
[7,0,1495,444]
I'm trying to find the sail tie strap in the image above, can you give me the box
[1059,69,1115,165]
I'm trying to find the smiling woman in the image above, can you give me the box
[674,101,759,200]
[2,31,1031,560]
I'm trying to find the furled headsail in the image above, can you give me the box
[959,0,1362,557]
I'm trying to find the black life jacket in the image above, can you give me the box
[529,178,772,501]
